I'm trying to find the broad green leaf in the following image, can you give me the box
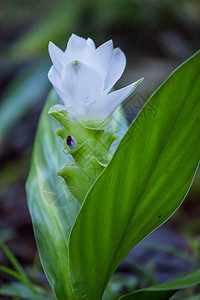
[68,51,200,300]
[26,90,80,299]
[119,268,200,300]
[26,90,128,299]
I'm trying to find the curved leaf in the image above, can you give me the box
[119,268,200,300]
[68,51,200,299]
[26,91,80,299]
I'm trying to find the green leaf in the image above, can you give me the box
[68,51,200,299]
[26,91,80,299]
[119,268,200,300]
[26,89,128,299]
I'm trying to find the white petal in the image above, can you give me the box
[63,34,94,66]
[88,40,113,79]
[61,61,104,106]
[48,66,62,90]
[104,48,126,93]
[89,78,143,121]
[48,66,73,106]
[86,37,96,50]
[48,42,64,75]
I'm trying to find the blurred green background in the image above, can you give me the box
[0,0,200,299]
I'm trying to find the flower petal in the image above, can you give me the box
[89,40,113,79]
[86,37,96,50]
[48,42,64,75]
[61,61,104,106]
[104,48,126,93]
[89,78,143,121]
[48,66,62,90]
[48,66,73,106]
[63,34,94,66]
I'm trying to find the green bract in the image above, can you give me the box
[26,50,200,300]
[49,105,117,202]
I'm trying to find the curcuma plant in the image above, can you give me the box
[26,34,200,300]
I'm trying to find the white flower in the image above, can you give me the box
[48,34,142,126]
